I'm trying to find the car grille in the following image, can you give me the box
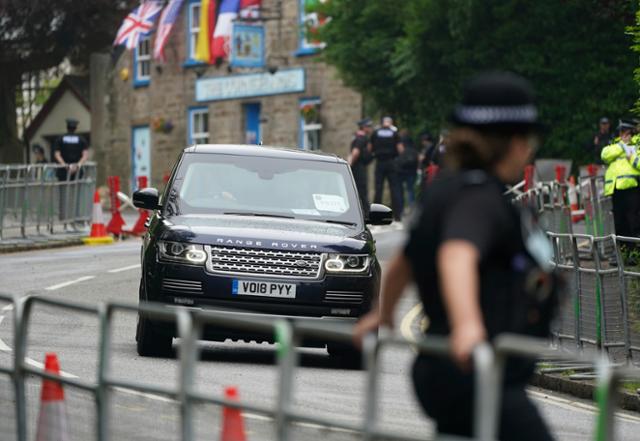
[324,291,364,304]
[162,278,203,294]
[206,246,323,279]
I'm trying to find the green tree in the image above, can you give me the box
[0,0,136,163]
[318,0,637,165]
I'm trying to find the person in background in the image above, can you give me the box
[601,120,640,261]
[53,118,89,181]
[354,72,556,440]
[418,132,435,169]
[397,128,419,209]
[349,118,374,217]
[370,116,404,221]
[592,117,612,163]
[32,144,48,164]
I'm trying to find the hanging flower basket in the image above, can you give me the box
[301,104,319,124]
[151,117,174,134]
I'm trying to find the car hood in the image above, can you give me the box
[158,214,371,253]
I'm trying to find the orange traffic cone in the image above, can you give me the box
[83,191,114,245]
[568,176,584,223]
[220,386,246,441]
[35,353,70,441]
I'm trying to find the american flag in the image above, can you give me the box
[113,1,163,50]
[153,0,185,61]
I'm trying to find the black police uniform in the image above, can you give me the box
[350,129,370,216]
[370,127,402,220]
[54,131,88,181]
[404,170,555,440]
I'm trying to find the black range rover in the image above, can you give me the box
[133,144,392,359]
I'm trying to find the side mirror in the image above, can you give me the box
[133,187,160,210]
[366,203,393,225]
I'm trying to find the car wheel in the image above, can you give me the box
[135,278,173,357]
[136,314,173,357]
[327,342,362,368]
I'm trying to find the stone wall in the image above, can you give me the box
[91,0,363,191]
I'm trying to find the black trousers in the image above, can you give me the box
[352,166,369,218]
[412,356,554,441]
[373,159,403,220]
[612,188,640,238]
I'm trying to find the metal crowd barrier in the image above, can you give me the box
[0,292,635,441]
[0,163,96,240]
[516,176,640,366]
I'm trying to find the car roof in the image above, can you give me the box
[183,144,345,163]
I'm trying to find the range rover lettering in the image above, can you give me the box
[133,145,392,362]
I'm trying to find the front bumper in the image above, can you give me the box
[142,259,379,342]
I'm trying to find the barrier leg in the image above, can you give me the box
[594,360,617,441]
[275,320,296,441]
[473,343,500,441]
[362,333,380,441]
[177,311,197,441]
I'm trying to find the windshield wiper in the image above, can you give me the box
[320,219,358,227]
[223,212,295,219]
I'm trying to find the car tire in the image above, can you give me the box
[135,278,173,357]
[136,314,173,357]
[327,342,362,368]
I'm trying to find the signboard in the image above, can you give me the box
[230,24,265,68]
[196,68,305,102]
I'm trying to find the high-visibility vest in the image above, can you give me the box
[601,141,640,196]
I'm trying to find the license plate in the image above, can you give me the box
[232,280,296,299]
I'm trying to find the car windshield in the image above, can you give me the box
[166,152,362,225]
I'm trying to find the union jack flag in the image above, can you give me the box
[153,0,185,61]
[113,1,163,50]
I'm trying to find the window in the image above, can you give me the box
[185,0,204,65]
[134,36,151,87]
[189,107,209,144]
[295,0,328,56]
[299,98,322,151]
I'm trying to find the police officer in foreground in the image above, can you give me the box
[601,120,640,247]
[53,118,89,181]
[370,116,404,221]
[354,72,557,440]
[349,118,374,217]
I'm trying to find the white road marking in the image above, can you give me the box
[2,304,14,312]
[45,275,95,291]
[107,264,141,274]
[0,317,10,352]
[112,387,175,403]
[528,389,640,424]
[24,358,79,379]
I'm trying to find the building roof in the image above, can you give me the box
[24,75,91,141]
[184,144,344,163]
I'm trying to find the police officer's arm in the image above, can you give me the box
[395,132,405,155]
[352,252,412,346]
[78,148,89,166]
[53,137,65,166]
[349,147,360,166]
[601,143,624,164]
[438,241,486,369]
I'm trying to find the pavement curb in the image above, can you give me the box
[0,238,85,254]
[531,372,640,413]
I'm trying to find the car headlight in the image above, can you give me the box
[324,254,371,274]
[158,241,207,264]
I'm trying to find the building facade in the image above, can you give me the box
[91,0,363,190]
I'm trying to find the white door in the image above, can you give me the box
[132,126,151,190]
